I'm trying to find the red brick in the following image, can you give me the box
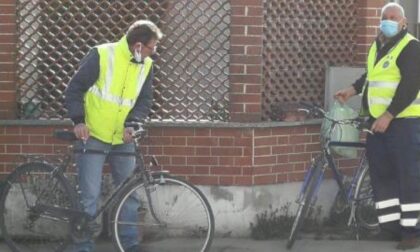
[289,135,312,144]
[272,127,292,135]
[0,135,28,144]
[277,154,289,163]
[254,174,276,185]
[272,145,293,154]
[194,129,210,136]
[231,55,261,65]
[289,153,311,163]
[194,166,210,174]
[253,166,271,174]
[187,157,218,165]
[230,0,262,6]
[166,166,194,175]
[231,25,246,35]
[220,176,234,185]
[230,65,245,74]
[277,136,289,144]
[219,138,234,146]
[254,146,270,156]
[163,128,194,136]
[5,145,20,153]
[272,163,294,173]
[219,157,234,165]
[247,6,263,16]
[171,156,186,165]
[254,156,276,165]
[293,144,305,153]
[187,137,218,146]
[5,127,20,134]
[189,176,218,185]
[163,147,195,156]
[246,45,262,55]
[305,143,321,152]
[21,145,53,154]
[148,146,163,155]
[195,147,210,156]
[255,136,277,146]
[245,84,261,93]
[29,136,45,144]
[211,166,242,175]
[230,45,245,54]
[246,65,262,74]
[211,128,241,137]
[231,6,246,16]
[147,136,171,145]
[230,74,261,84]
[0,15,15,23]
[234,176,253,186]
[171,137,186,145]
[235,157,252,166]
[211,147,242,156]
[276,174,288,183]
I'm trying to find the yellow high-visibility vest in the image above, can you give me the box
[84,36,153,144]
[366,33,420,118]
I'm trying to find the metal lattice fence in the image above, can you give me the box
[16,0,231,121]
[263,0,358,120]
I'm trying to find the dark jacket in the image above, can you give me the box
[65,48,154,124]
[353,29,420,117]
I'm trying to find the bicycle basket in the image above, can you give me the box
[320,101,359,158]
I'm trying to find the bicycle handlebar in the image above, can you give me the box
[299,102,373,134]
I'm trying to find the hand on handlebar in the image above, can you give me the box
[73,123,90,143]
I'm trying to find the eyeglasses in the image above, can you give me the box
[143,43,158,51]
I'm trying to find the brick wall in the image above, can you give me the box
[0,0,17,119]
[0,0,384,186]
[354,0,386,65]
[229,0,264,122]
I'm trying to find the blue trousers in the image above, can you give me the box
[70,137,140,252]
[367,118,420,238]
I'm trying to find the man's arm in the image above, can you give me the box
[352,73,367,95]
[387,40,420,117]
[126,67,154,122]
[64,48,100,124]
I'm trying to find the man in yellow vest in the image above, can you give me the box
[65,20,162,252]
[335,3,420,250]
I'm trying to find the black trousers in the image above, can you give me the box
[367,118,420,238]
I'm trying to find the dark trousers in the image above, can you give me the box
[367,118,420,238]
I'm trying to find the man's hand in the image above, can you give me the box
[334,86,357,103]
[371,111,394,133]
[123,127,135,143]
[74,123,90,141]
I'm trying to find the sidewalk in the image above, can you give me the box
[0,238,400,252]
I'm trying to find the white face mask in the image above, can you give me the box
[134,49,142,63]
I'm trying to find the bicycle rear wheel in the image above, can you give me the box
[287,157,324,249]
[112,173,214,252]
[354,162,379,231]
[0,162,78,252]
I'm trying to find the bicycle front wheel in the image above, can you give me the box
[112,174,214,252]
[0,162,78,252]
[287,157,324,249]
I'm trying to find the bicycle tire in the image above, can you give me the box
[286,157,324,249]
[0,162,79,252]
[354,161,379,231]
[112,173,214,252]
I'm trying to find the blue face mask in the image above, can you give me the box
[380,20,400,38]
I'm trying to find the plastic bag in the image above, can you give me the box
[321,101,359,158]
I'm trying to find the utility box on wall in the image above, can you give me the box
[324,66,365,112]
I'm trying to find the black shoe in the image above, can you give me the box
[397,236,420,250]
[125,245,140,252]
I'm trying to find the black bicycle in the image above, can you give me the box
[286,102,378,249]
[0,122,215,252]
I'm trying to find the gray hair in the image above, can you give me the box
[381,2,405,18]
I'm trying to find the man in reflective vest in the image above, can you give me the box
[335,3,420,250]
[65,20,162,252]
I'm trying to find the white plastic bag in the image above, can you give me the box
[321,101,359,158]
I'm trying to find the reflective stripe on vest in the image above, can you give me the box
[366,33,420,118]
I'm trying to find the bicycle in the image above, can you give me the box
[286,102,378,249]
[0,122,215,252]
